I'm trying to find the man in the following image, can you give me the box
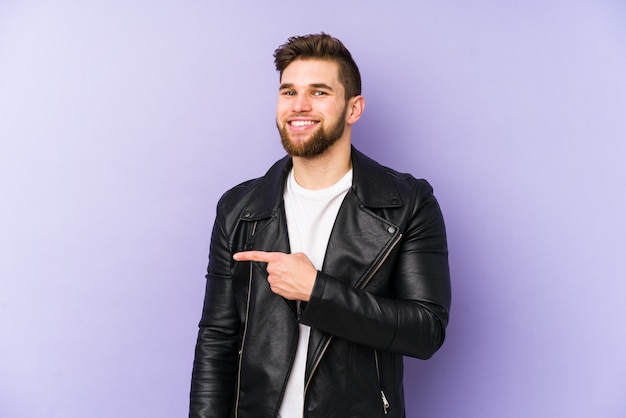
[190,33,451,418]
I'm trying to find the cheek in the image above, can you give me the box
[276,101,289,118]
[326,98,346,114]
[323,104,343,120]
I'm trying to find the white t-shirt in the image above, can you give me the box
[277,167,352,418]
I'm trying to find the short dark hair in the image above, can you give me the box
[273,33,362,100]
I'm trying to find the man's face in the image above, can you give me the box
[276,59,349,158]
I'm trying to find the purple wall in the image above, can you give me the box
[1,1,625,417]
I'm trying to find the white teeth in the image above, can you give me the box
[290,120,316,127]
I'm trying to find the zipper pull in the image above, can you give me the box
[381,390,390,414]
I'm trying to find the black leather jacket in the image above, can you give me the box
[190,147,451,418]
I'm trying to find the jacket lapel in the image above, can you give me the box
[321,191,399,287]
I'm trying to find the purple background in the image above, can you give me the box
[1,1,625,417]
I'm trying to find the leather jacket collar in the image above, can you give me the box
[239,146,404,221]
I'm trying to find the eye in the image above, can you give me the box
[281,90,296,96]
[312,91,327,96]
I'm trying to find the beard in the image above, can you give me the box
[277,110,347,158]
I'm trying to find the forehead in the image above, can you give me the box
[280,59,341,85]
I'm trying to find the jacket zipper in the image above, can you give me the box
[234,221,257,418]
[303,232,403,410]
[357,233,402,290]
[374,350,390,415]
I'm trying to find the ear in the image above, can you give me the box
[346,95,365,125]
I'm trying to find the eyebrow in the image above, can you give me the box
[279,83,335,91]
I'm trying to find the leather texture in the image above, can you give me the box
[190,147,451,418]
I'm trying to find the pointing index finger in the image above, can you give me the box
[233,251,277,263]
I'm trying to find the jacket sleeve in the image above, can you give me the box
[189,207,240,417]
[299,181,451,359]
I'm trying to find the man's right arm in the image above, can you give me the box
[189,212,240,418]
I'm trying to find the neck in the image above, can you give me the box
[291,138,352,190]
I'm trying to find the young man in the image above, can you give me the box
[190,33,451,418]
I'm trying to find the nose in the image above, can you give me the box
[292,94,312,113]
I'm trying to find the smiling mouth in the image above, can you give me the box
[289,120,318,128]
